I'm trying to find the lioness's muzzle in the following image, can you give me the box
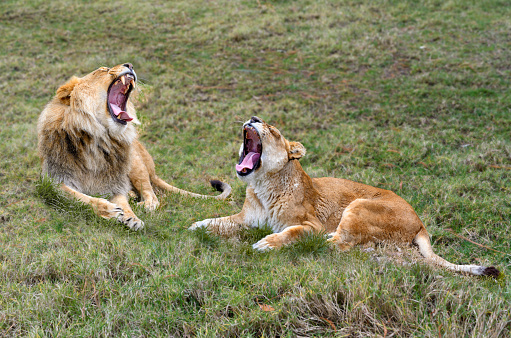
[236,124,262,175]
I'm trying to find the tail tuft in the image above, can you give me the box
[481,266,500,278]
[210,180,226,192]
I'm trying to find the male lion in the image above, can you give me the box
[38,63,231,230]
[190,116,499,277]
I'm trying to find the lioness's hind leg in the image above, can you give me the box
[327,199,377,250]
[328,198,422,250]
[326,231,355,251]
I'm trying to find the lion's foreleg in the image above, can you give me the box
[129,151,159,211]
[60,184,124,220]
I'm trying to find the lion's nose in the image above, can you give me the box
[250,116,263,124]
[123,63,133,70]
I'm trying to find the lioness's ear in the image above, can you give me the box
[56,76,80,105]
[288,141,306,160]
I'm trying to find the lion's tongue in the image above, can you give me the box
[111,104,133,122]
[236,152,260,172]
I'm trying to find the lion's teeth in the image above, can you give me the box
[121,76,126,85]
[130,79,136,88]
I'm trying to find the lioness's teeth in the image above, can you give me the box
[130,79,136,88]
[121,76,126,85]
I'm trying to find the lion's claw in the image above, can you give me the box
[122,216,144,231]
[95,199,124,220]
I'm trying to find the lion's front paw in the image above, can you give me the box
[138,196,160,211]
[189,219,212,231]
[94,198,124,220]
[121,215,144,231]
[252,233,282,252]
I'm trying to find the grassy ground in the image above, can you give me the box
[1,0,510,336]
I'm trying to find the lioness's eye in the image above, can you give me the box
[269,127,280,137]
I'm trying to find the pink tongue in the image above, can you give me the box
[111,104,133,122]
[236,152,260,172]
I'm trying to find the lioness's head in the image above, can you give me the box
[55,63,139,132]
[236,116,306,180]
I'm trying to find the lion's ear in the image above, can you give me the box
[56,76,80,105]
[288,141,306,160]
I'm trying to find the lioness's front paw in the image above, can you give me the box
[94,198,124,220]
[189,219,212,231]
[252,234,282,252]
[121,215,144,231]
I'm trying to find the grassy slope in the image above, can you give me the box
[1,0,510,336]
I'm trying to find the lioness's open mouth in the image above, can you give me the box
[236,125,262,176]
[107,71,136,125]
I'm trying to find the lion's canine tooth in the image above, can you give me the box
[130,79,136,88]
[121,76,126,85]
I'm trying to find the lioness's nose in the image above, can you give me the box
[123,63,133,70]
[250,116,263,124]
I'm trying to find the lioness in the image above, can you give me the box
[38,63,231,230]
[190,116,499,277]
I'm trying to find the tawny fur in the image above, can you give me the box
[190,117,499,277]
[38,64,231,230]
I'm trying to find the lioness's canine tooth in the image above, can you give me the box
[121,76,126,85]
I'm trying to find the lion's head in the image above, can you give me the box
[236,116,306,181]
[55,63,139,137]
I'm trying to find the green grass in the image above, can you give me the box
[1,0,510,336]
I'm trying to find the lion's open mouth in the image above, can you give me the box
[107,72,136,125]
[236,125,262,176]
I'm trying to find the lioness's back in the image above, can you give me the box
[313,176,395,203]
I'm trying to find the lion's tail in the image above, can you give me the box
[151,175,231,200]
[413,228,499,277]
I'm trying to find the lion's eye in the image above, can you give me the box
[94,67,109,74]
